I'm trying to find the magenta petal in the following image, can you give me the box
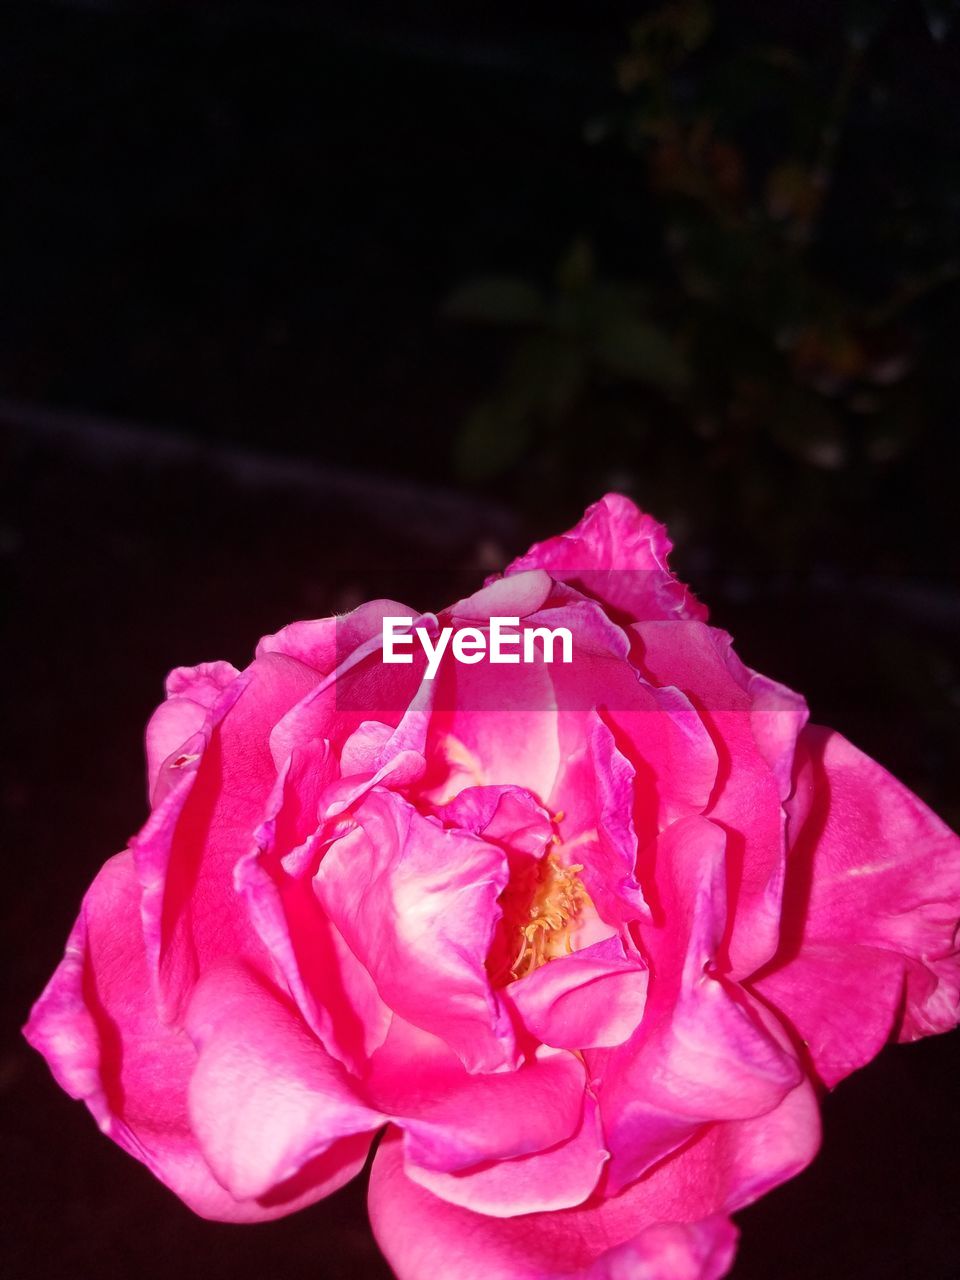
[506,936,648,1049]
[145,660,241,804]
[184,960,380,1201]
[134,650,321,1023]
[406,1091,608,1216]
[632,620,808,977]
[369,1129,738,1280]
[599,817,802,1191]
[753,725,960,1082]
[23,853,364,1221]
[580,1220,738,1280]
[503,492,708,623]
[314,789,515,1071]
[365,1019,587,1173]
[234,739,392,1071]
[753,943,906,1088]
[434,784,553,855]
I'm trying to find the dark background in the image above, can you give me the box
[2,2,959,1277]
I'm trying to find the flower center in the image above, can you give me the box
[509,852,588,981]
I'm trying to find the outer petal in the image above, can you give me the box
[632,620,808,977]
[369,1066,818,1279]
[314,789,515,1072]
[503,492,707,623]
[597,817,802,1193]
[753,725,960,1085]
[234,738,392,1073]
[145,660,240,804]
[369,1130,736,1280]
[184,960,381,1201]
[23,853,366,1221]
[133,650,321,1023]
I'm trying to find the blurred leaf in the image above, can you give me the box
[508,334,586,418]
[455,402,532,479]
[555,239,595,293]
[592,318,691,390]
[444,277,545,325]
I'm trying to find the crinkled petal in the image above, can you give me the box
[503,493,707,624]
[505,936,648,1050]
[314,789,515,1071]
[146,660,241,804]
[234,738,392,1071]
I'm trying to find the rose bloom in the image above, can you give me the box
[26,496,960,1279]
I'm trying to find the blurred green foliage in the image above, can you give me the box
[446,0,960,559]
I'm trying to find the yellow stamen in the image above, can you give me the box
[509,853,589,981]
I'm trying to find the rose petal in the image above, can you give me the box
[505,935,648,1050]
[133,651,320,1023]
[753,725,960,1083]
[369,1129,739,1280]
[146,660,241,804]
[314,789,515,1072]
[23,853,367,1221]
[632,620,807,976]
[365,1018,588,1175]
[235,738,392,1071]
[184,960,381,1201]
[406,1091,608,1217]
[503,492,707,624]
[597,817,802,1192]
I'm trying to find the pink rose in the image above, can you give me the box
[25,495,960,1278]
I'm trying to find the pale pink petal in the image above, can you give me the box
[184,960,381,1201]
[314,789,515,1072]
[23,853,366,1221]
[256,598,404,670]
[450,569,554,621]
[421,648,562,806]
[505,936,648,1050]
[503,493,707,623]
